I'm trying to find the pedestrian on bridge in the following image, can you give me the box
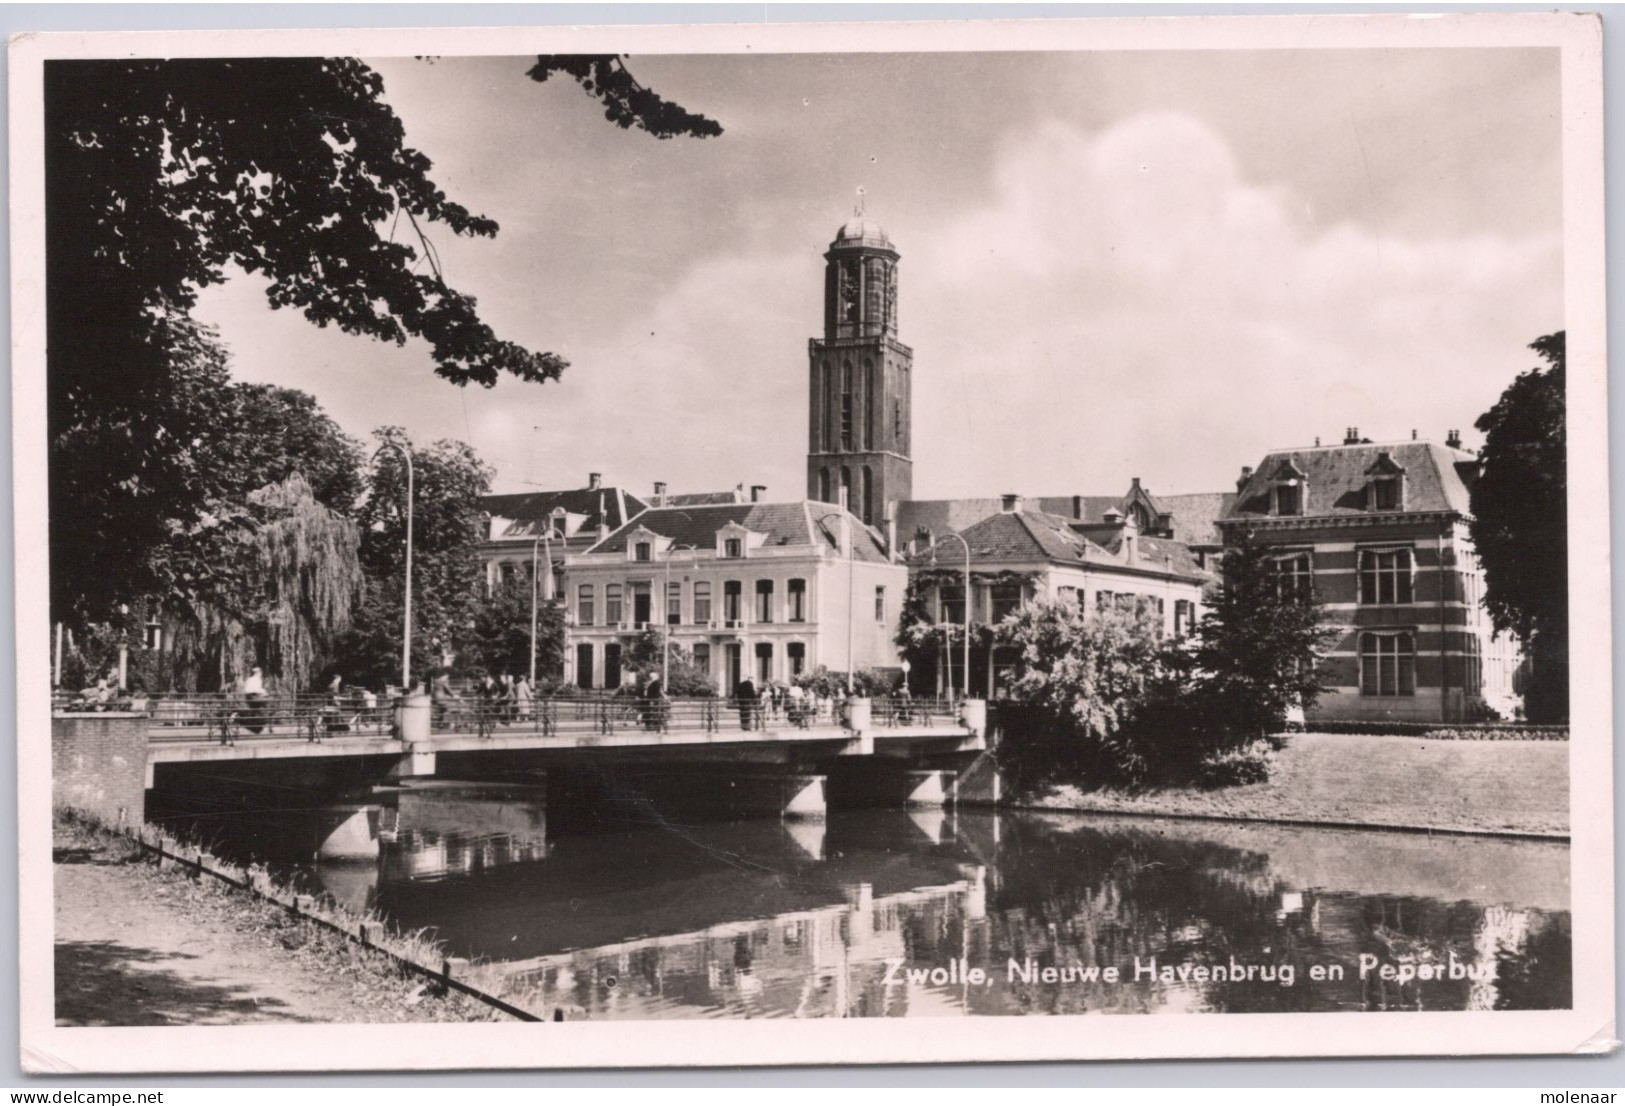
[735,676,757,730]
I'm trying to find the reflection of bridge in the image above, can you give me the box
[54,696,998,832]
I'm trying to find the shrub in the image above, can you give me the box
[1194,741,1275,789]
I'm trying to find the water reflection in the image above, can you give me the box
[191,783,1572,1018]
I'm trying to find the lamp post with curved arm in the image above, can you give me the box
[530,506,568,687]
[371,439,415,692]
[933,532,973,703]
[815,509,858,698]
[662,543,696,689]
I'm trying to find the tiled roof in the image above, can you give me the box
[665,490,743,506]
[906,509,1204,581]
[482,487,647,539]
[1225,441,1476,521]
[586,501,891,563]
[1155,492,1237,547]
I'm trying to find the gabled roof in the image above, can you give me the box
[665,490,743,506]
[1153,492,1237,547]
[1225,441,1476,521]
[482,487,647,539]
[905,509,1205,581]
[585,501,891,564]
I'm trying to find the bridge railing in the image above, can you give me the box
[429,695,796,738]
[870,696,959,729]
[139,691,399,745]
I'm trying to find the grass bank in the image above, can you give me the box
[54,812,512,1026]
[1020,731,1569,838]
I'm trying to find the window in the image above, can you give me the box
[143,619,163,651]
[788,579,807,622]
[1174,599,1194,635]
[604,644,622,690]
[667,581,682,625]
[755,579,775,623]
[788,642,806,677]
[939,584,965,624]
[577,584,595,627]
[1274,483,1302,516]
[724,538,743,559]
[694,581,713,624]
[631,582,652,627]
[991,583,1022,622]
[1372,477,1401,511]
[874,585,886,623]
[635,541,652,562]
[1273,554,1313,603]
[1359,548,1414,605]
[604,583,623,626]
[754,642,774,683]
[1361,632,1415,696]
[1095,590,1115,611]
[723,581,743,624]
[693,643,711,677]
[840,361,853,451]
[1056,586,1078,606]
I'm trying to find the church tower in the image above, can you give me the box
[806,206,913,528]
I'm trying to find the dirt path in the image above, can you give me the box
[54,826,496,1025]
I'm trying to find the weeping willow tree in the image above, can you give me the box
[166,474,362,691]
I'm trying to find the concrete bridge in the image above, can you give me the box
[53,695,998,831]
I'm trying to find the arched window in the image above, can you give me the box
[819,467,832,503]
[840,361,854,451]
[862,465,875,526]
[864,357,875,450]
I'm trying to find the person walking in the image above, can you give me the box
[514,673,533,722]
[641,671,665,732]
[735,675,757,730]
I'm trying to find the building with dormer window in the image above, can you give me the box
[1220,431,1523,722]
[562,494,906,691]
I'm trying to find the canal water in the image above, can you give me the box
[156,781,1571,1018]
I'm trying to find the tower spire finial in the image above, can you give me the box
[854,185,866,218]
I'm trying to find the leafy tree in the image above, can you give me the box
[1470,332,1568,722]
[620,628,717,696]
[47,55,718,624]
[466,576,566,684]
[164,473,363,691]
[340,428,493,685]
[1183,528,1338,741]
[217,384,365,515]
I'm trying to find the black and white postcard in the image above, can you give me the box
[10,12,1612,1072]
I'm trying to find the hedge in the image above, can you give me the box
[1282,721,1568,741]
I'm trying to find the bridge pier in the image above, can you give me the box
[315,804,382,862]
[544,763,829,829]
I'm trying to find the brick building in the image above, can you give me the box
[1220,431,1523,722]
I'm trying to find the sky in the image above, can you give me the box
[192,47,1564,501]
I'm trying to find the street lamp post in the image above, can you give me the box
[815,510,858,697]
[662,543,695,689]
[371,440,415,692]
[933,533,973,703]
[530,506,568,687]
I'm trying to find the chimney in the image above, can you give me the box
[1343,428,1360,446]
[653,480,667,506]
[588,472,602,491]
[1237,466,1254,493]
[1314,436,1321,447]
[1130,477,1142,490]
[735,482,745,502]
[1446,428,1463,450]
[1411,429,1418,441]
[750,484,767,503]
[1071,495,1084,519]
[1001,493,1023,513]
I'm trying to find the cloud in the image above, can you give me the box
[204,110,1562,505]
